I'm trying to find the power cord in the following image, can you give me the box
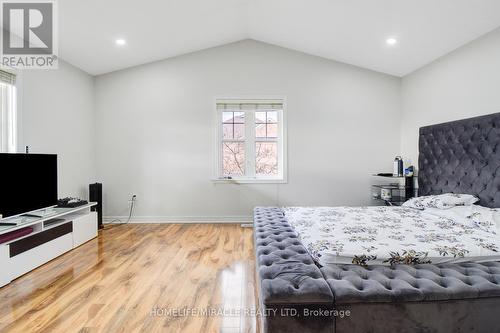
[111,195,136,224]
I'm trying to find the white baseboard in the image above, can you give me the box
[103,215,253,224]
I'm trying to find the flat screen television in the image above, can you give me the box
[0,153,58,219]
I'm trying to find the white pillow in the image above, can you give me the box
[403,193,479,210]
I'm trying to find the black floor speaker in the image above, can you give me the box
[89,183,103,229]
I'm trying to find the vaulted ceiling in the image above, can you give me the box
[59,0,500,76]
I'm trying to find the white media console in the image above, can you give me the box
[0,203,98,287]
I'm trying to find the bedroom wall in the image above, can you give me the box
[401,27,500,165]
[95,40,401,221]
[17,60,96,199]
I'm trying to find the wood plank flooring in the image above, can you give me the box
[0,224,259,333]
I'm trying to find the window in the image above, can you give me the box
[215,99,286,182]
[0,70,16,153]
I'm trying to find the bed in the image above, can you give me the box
[283,204,500,267]
[254,112,500,333]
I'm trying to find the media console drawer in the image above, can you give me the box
[73,212,97,247]
[10,222,73,257]
[9,233,73,279]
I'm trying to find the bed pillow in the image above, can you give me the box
[403,193,479,210]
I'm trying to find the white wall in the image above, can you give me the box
[13,26,500,220]
[95,40,401,220]
[401,27,500,165]
[14,27,500,220]
[17,60,96,198]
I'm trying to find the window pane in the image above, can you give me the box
[223,142,245,176]
[255,111,266,124]
[233,112,245,123]
[223,123,233,139]
[256,142,278,176]
[0,83,17,153]
[234,123,245,140]
[222,111,233,123]
[255,123,266,138]
[266,111,278,123]
[267,124,278,138]
[223,112,245,140]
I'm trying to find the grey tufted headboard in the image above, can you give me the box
[418,112,500,208]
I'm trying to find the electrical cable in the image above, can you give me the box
[111,195,136,224]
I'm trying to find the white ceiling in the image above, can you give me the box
[59,0,500,76]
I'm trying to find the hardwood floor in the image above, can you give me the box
[0,224,259,333]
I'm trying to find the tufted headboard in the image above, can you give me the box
[418,112,500,208]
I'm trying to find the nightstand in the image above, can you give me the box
[371,174,416,206]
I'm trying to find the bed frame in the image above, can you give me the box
[254,112,500,333]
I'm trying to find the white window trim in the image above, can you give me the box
[212,96,288,184]
[0,81,17,153]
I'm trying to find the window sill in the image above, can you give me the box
[211,178,287,184]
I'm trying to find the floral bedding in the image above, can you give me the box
[282,206,500,267]
[402,193,479,210]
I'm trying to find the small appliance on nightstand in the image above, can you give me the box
[371,173,416,206]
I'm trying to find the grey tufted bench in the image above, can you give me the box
[254,207,334,333]
[254,207,500,333]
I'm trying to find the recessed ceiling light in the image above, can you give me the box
[386,38,397,46]
[115,39,126,46]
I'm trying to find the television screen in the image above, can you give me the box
[0,153,58,218]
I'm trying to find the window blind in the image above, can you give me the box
[0,70,16,85]
[217,100,283,111]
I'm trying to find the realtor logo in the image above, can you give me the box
[1,0,58,69]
